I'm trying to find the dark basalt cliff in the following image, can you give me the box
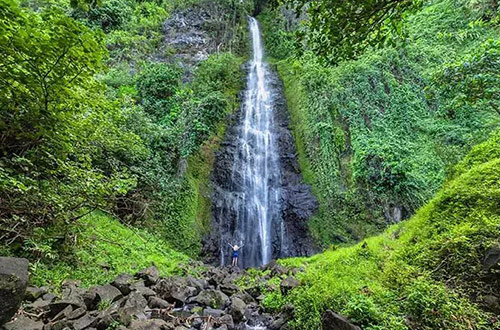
[203,64,318,266]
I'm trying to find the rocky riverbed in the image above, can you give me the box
[1,259,301,330]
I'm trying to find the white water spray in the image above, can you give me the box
[219,17,282,268]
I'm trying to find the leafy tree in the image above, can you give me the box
[434,39,500,120]
[270,0,421,62]
[137,62,182,120]
[0,1,142,244]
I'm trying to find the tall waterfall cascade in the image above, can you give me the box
[206,17,317,269]
[222,17,280,267]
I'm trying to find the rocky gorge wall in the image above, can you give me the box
[203,58,318,266]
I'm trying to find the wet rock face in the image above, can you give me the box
[270,70,318,259]
[4,264,300,330]
[160,1,246,77]
[0,257,29,326]
[204,62,318,267]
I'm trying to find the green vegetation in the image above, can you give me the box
[269,0,421,63]
[260,0,500,246]
[27,212,188,288]
[0,0,249,282]
[257,128,500,329]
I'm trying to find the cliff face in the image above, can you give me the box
[203,58,317,266]
[159,1,250,77]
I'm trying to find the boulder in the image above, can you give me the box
[24,298,51,314]
[0,257,29,325]
[135,266,159,286]
[134,285,157,299]
[483,246,500,271]
[111,273,134,295]
[321,310,361,330]
[229,297,246,322]
[49,294,86,316]
[25,286,48,302]
[72,314,98,330]
[280,277,299,294]
[148,296,172,309]
[92,284,123,303]
[194,289,230,309]
[483,295,500,312]
[219,314,234,328]
[2,316,43,330]
[128,318,168,330]
[203,307,224,317]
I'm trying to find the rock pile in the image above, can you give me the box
[2,263,299,330]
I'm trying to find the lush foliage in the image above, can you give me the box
[270,0,422,63]
[0,0,141,245]
[260,0,500,246]
[1,0,249,270]
[27,212,189,288]
[258,129,500,329]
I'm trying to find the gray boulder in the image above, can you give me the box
[111,273,134,295]
[280,277,299,294]
[128,318,168,330]
[2,316,43,330]
[24,286,48,302]
[135,266,159,286]
[194,289,230,309]
[229,297,246,322]
[321,310,361,330]
[0,257,29,325]
[203,307,224,317]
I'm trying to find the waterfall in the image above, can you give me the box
[207,16,317,269]
[218,17,282,268]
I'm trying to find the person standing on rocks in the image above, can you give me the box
[228,243,244,267]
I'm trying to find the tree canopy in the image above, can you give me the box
[271,0,421,62]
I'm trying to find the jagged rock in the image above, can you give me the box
[219,314,234,328]
[203,307,224,317]
[51,305,73,322]
[82,289,97,310]
[155,277,198,306]
[91,284,123,304]
[148,296,172,309]
[220,283,239,296]
[67,307,87,320]
[232,292,255,305]
[111,273,134,295]
[72,314,98,330]
[280,277,299,294]
[321,310,361,330]
[49,294,86,317]
[115,291,148,326]
[194,290,230,309]
[483,246,500,271]
[186,276,207,291]
[135,266,159,287]
[229,297,246,323]
[24,298,51,313]
[133,285,157,299]
[483,295,500,312]
[42,293,57,302]
[128,318,168,330]
[25,286,48,302]
[269,304,294,330]
[0,257,29,325]
[3,316,43,330]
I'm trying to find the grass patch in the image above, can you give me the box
[266,129,500,329]
[29,212,189,288]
